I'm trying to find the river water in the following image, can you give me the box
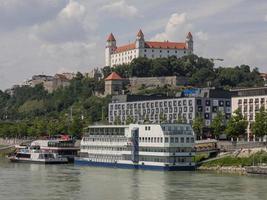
[0,158,266,200]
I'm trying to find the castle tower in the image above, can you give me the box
[135,29,145,57]
[185,32,193,53]
[105,33,117,66]
[104,72,123,95]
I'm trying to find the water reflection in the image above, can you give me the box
[0,159,266,200]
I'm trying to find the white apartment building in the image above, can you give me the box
[105,29,193,67]
[231,87,267,141]
[109,88,232,128]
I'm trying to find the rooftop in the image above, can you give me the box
[105,72,122,81]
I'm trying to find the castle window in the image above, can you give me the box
[175,51,177,53]
[144,49,147,52]
[144,54,146,57]
[152,50,154,52]
[160,50,162,53]
[167,50,169,53]
[184,51,186,54]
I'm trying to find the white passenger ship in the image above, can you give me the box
[75,123,196,170]
[9,145,68,164]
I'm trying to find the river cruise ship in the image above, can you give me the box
[75,123,196,170]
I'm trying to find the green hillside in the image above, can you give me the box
[0,55,264,138]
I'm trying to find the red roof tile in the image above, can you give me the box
[115,43,136,53]
[145,41,187,49]
[107,33,116,41]
[105,72,122,80]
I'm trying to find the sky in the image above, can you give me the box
[0,0,267,90]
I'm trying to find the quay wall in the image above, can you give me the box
[0,138,29,146]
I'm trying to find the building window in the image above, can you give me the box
[197,99,202,105]
[165,137,169,143]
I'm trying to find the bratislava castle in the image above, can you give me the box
[105,29,193,67]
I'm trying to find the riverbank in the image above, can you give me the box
[198,166,247,175]
[197,150,267,175]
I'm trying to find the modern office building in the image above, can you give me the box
[231,87,267,140]
[108,88,232,127]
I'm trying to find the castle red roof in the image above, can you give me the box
[105,72,122,80]
[145,41,186,49]
[115,43,136,53]
[107,33,116,41]
[114,41,187,53]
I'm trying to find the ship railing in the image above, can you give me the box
[163,131,193,135]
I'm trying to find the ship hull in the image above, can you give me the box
[74,158,195,171]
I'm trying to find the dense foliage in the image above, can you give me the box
[104,55,264,88]
[251,107,267,138]
[0,73,109,138]
[225,109,248,140]
[0,54,264,138]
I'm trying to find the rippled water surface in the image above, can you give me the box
[0,158,266,200]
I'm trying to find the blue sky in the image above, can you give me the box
[0,0,267,90]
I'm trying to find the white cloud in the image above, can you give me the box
[196,31,208,41]
[151,12,192,41]
[0,0,66,31]
[59,0,85,19]
[32,0,89,43]
[264,14,267,22]
[100,0,139,18]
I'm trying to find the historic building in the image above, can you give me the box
[231,87,267,141]
[104,72,189,95]
[108,88,231,128]
[105,29,193,67]
[104,72,124,96]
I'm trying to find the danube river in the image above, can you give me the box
[0,159,266,200]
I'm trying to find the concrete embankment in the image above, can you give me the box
[0,138,29,146]
[198,166,247,175]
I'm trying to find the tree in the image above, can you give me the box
[69,117,83,139]
[101,66,112,78]
[114,116,121,125]
[225,108,248,140]
[192,116,204,139]
[210,111,226,139]
[159,113,167,123]
[251,107,267,139]
[126,116,134,125]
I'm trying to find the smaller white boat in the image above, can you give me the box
[8,145,68,164]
